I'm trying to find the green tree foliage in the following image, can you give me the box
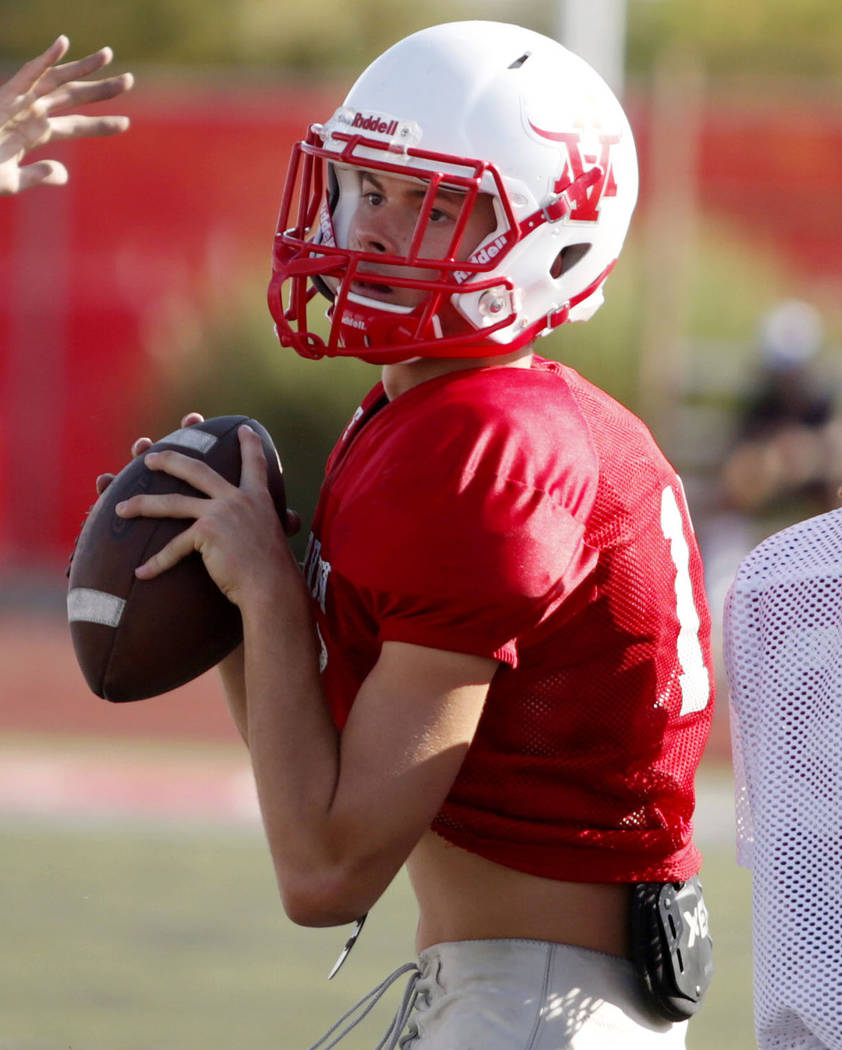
[0,0,550,73]
[628,0,842,79]
[6,0,841,78]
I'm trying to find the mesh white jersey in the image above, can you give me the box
[724,507,842,1050]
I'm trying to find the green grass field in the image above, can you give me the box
[0,766,753,1050]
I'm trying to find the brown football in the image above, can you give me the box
[67,415,287,702]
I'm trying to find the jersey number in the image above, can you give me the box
[661,486,711,716]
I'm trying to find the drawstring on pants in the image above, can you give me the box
[305,962,424,1050]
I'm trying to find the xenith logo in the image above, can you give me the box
[683,899,710,947]
[352,113,400,137]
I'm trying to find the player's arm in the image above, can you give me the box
[240,615,495,926]
[0,35,133,195]
[116,424,496,925]
[162,537,493,926]
[218,644,248,744]
[208,505,495,927]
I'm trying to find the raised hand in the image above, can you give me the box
[0,35,133,195]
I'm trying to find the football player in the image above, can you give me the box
[725,509,842,1050]
[116,21,715,1047]
[0,35,132,196]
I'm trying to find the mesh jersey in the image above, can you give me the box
[724,509,842,1050]
[304,356,714,883]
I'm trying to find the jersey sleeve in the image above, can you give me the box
[331,417,598,665]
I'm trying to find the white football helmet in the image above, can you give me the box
[268,21,639,364]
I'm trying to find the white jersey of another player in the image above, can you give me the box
[724,507,842,1050]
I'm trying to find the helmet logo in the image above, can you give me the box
[453,233,510,284]
[530,122,620,222]
[351,112,400,137]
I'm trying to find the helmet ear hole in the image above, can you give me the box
[551,243,591,279]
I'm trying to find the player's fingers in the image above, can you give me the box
[238,425,269,491]
[42,72,134,114]
[115,491,210,521]
[36,46,117,94]
[144,448,235,498]
[0,36,70,101]
[180,412,205,428]
[134,528,199,581]
[16,159,68,191]
[45,113,131,142]
[131,436,153,458]
[95,473,115,495]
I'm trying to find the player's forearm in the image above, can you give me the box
[237,585,373,925]
[217,644,248,744]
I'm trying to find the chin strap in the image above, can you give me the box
[517,166,605,240]
[545,258,617,331]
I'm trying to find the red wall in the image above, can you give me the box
[1,83,840,566]
[697,96,842,274]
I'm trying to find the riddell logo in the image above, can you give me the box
[453,233,510,284]
[471,233,508,267]
[352,113,399,137]
[342,311,368,330]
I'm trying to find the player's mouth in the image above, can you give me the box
[351,278,398,301]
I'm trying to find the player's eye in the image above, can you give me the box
[428,207,450,223]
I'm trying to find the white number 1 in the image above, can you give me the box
[660,486,711,716]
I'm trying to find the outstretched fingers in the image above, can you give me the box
[42,72,135,118]
[0,36,70,107]
[40,45,116,91]
[0,37,133,197]
[16,159,68,191]
[1,37,134,134]
[46,112,131,142]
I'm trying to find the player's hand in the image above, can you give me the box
[116,424,300,607]
[0,35,133,195]
[97,412,300,535]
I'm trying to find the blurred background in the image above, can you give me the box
[0,1,840,1047]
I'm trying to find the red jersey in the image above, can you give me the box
[303,356,714,883]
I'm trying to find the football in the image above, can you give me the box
[67,415,287,702]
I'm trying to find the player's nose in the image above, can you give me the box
[355,208,414,256]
